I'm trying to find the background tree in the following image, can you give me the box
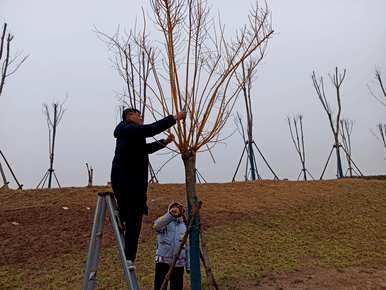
[0,22,28,97]
[339,119,363,177]
[373,123,386,157]
[103,1,273,288]
[85,163,94,187]
[312,67,346,179]
[368,69,386,164]
[287,114,314,181]
[97,22,151,117]
[36,101,66,189]
[368,69,386,106]
[0,22,27,189]
[232,59,278,181]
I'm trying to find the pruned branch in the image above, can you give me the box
[287,114,305,164]
[42,100,66,158]
[340,119,354,156]
[374,123,386,153]
[312,67,346,139]
[368,69,386,106]
[95,18,153,119]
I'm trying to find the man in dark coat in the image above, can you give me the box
[111,108,186,262]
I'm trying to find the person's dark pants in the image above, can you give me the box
[112,180,147,262]
[154,263,184,290]
[121,210,143,262]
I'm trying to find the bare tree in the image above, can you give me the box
[36,101,66,189]
[232,59,278,181]
[312,67,346,179]
[287,114,314,181]
[104,1,273,288]
[339,119,363,177]
[0,23,26,190]
[86,163,94,187]
[96,19,152,118]
[0,22,28,97]
[373,123,386,157]
[368,70,386,106]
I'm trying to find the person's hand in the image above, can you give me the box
[177,205,185,216]
[166,133,175,144]
[175,111,187,121]
[169,207,180,217]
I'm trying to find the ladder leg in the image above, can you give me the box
[106,195,140,290]
[82,195,107,290]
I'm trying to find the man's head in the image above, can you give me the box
[122,108,143,124]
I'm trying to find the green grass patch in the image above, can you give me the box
[1,181,386,289]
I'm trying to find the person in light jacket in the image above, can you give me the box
[153,202,190,290]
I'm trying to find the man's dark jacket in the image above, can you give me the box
[111,115,176,215]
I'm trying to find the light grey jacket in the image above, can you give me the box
[153,212,190,270]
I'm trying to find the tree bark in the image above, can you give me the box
[334,135,343,178]
[48,104,58,189]
[247,140,256,181]
[301,161,307,181]
[182,151,202,290]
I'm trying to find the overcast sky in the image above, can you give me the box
[1,0,385,189]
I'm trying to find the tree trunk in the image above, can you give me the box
[247,140,256,181]
[48,104,58,189]
[301,161,307,181]
[182,151,202,290]
[88,168,93,187]
[334,136,343,179]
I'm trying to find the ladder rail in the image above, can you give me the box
[82,192,140,290]
[106,195,140,290]
[82,195,107,290]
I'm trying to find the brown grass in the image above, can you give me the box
[1,179,386,289]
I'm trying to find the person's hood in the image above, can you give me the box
[168,201,184,211]
[114,121,124,138]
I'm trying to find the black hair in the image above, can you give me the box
[122,108,141,121]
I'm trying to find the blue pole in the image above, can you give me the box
[188,196,201,290]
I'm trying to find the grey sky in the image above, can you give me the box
[1,0,385,188]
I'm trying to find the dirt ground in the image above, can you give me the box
[1,179,386,289]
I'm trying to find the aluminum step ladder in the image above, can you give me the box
[82,192,140,290]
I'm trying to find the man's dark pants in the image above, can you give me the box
[154,263,184,290]
[113,182,146,262]
[122,209,143,262]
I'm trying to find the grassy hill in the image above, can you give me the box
[1,179,386,289]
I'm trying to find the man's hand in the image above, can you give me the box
[175,111,187,121]
[166,133,175,144]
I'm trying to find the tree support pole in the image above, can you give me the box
[232,144,247,182]
[340,146,364,176]
[253,142,279,180]
[320,145,335,180]
[0,149,22,189]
